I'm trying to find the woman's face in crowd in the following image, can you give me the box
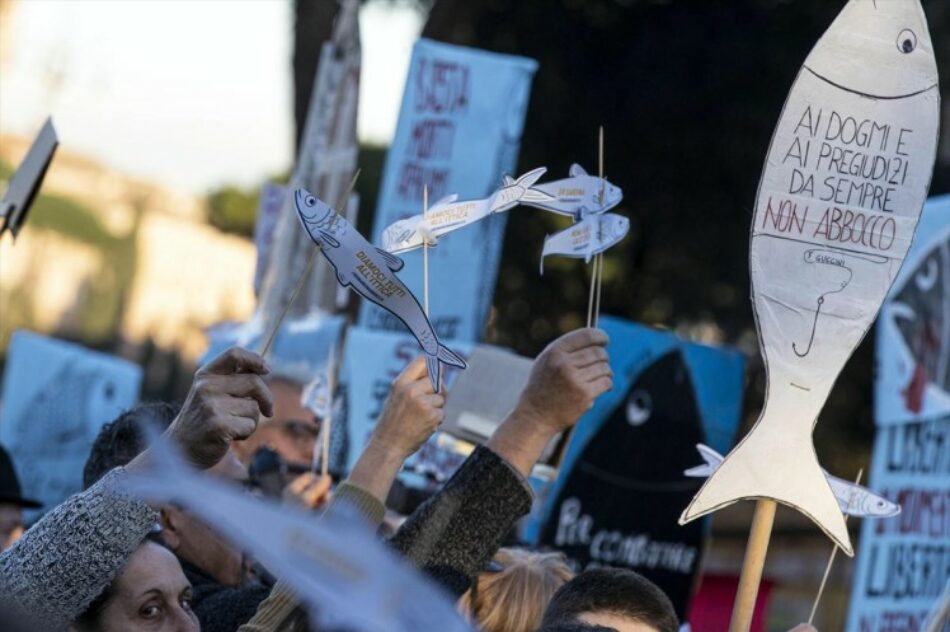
[94,541,199,631]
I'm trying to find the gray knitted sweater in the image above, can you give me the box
[0,467,158,629]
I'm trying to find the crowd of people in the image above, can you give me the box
[0,328,816,632]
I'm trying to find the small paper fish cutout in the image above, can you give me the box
[381,167,553,254]
[294,189,466,391]
[684,444,900,518]
[539,212,629,274]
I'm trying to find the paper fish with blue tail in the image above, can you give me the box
[294,189,466,391]
[521,164,623,219]
[380,167,552,254]
[540,212,629,274]
[684,444,900,518]
[680,0,939,556]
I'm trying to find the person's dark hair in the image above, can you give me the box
[539,568,678,632]
[83,402,180,489]
[537,624,616,632]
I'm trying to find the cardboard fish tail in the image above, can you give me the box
[680,0,939,556]
[293,188,466,391]
[684,444,900,518]
[681,419,851,553]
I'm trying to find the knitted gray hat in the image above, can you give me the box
[0,467,158,629]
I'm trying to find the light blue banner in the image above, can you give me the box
[522,315,746,541]
[0,331,142,519]
[847,196,950,631]
[340,326,473,475]
[358,38,537,343]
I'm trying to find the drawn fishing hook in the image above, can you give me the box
[792,249,858,357]
[794,295,825,357]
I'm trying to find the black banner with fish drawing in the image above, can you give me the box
[523,317,745,621]
[847,196,950,631]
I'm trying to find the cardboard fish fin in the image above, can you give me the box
[374,247,405,272]
[424,345,467,394]
[432,194,459,207]
[503,175,516,186]
[569,163,588,177]
[679,429,852,556]
[683,444,721,477]
[514,166,547,188]
[521,188,556,205]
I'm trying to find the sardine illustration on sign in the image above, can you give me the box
[680,0,940,556]
[538,350,708,620]
[522,164,623,219]
[684,444,901,518]
[294,189,466,391]
[381,167,553,254]
[540,212,630,274]
[889,234,950,413]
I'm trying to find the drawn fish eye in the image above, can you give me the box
[306,195,316,206]
[897,29,917,54]
[625,389,652,426]
[915,257,938,291]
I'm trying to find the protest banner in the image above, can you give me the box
[359,39,537,343]
[340,326,473,478]
[0,331,141,517]
[846,195,950,632]
[252,182,287,297]
[255,0,360,325]
[523,316,745,620]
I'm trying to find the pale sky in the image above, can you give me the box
[0,0,423,193]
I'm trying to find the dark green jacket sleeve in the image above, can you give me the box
[389,445,534,597]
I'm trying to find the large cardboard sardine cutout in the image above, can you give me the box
[540,212,629,274]
[294,189,466,391]
[680,0,939,555]
[381,167,552,254]
[521,164,623,219]
[684,444,900,518]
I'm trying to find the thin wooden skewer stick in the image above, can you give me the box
[594,125,605,328]
[586,259,598,328]
[593,251,604,328]
[729,498,777,632]
[317,344,338,477]
[259,169,361,358]
[423,184,429,317]
[808,469,863,625]
[260,252,317,358]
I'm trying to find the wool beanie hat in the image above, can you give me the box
[0,467,157,629]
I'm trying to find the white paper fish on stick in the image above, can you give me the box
[521,163,623,219]
[539,212,630,274]
[121,437,473,632]
[680,0,939,556]
[381,167,552,254]
[684,444,900,518]
[294,189,466,391]
[1,117,58,240]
